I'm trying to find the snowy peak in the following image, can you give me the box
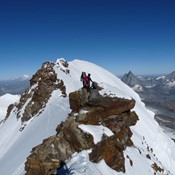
[121,71,143,88]
[1,58,175,175]
[122,70,175,89]
[17,74,31,81]
[165,70,175,81]
[7,74,31,81]
[55,58,70,74]
[163,71,175,88]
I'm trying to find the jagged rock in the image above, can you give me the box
[69,88,89,112]
[25,88,139,174]
[86,92,135,116]
[17,93,32,113]
[102,111,138,134]
[89,135,125,172]
[115,128,134,147]
[152,162,164,173]
[4,103,15,121]
[71,89,136,125]
[25,116,94,175]
[101,111,138,148]
[16,62,66,122]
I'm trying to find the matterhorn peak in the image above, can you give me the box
[121,71,143,88]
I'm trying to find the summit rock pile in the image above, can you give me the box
[25,88,138,175]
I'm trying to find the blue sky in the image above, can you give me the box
[0,0,175,80]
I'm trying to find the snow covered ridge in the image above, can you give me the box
[15,60,67,123]
[0,58,175,175]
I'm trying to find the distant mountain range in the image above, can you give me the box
[122,71,175,91]
[121,70,175,131]
[0,75,30,96]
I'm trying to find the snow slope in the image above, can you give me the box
[0,93,20,120]
[0,58,175,175]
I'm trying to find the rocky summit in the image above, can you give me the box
[25,88,138,175]
[1,59,175,175]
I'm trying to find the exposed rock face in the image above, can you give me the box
[25,88,139,175]
[16,61,67,122]
[89,135,125,171]
[25,116,95,175]
[4,103,15,121]
[70,89,136,125]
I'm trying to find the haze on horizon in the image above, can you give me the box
[0,0,175,80]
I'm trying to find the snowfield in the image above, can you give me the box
[0,93,20,120]
[0,58,175,175]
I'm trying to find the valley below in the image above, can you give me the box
[142,95,175,139]
[121,71,175,139]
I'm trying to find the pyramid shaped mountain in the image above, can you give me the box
[121,71,143,87]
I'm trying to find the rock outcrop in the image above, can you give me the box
[4,103,15,121]
[25,88,139,175]
[15,61,67,122]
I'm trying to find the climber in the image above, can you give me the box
[80,71,86,88]
[83,73,93,91]
[87,73,93,88]
[80,72,94,91]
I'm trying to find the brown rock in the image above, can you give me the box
[69,88,89,112]
[25,88,138,174]
[25,117,94,174]
[89,135,125,172]
[102,111,139,134]
[4,103,15,121]
[72,89,136,125]
[16,62,67,122]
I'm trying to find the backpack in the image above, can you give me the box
[92,81,97,89]
[84,75,89,82]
